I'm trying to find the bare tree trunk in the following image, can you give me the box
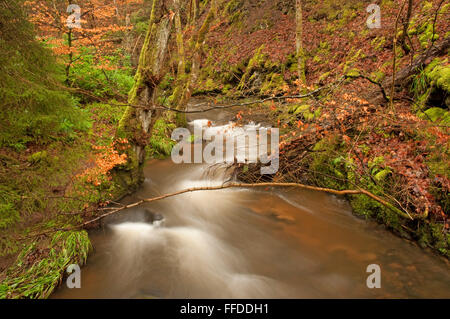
[295,0,306,85]
[65,28,73,85]
[399,0,413,54]
[116,0,173,189]
[124,14,132,53]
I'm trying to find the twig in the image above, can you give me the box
[344,74,389,101]
[429,0,445,51]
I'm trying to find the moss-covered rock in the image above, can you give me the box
[426,59,450,94]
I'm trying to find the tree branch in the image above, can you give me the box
[18,181,414,241]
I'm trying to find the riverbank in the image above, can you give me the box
[183,0,450,258]
[230,90,449,258]
[1,93,448,298]
[0,101,175,298]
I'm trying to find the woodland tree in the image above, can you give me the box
[116,0,174,188]
[295,0,306,85]
[25,0,139,83]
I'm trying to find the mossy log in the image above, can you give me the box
[382,36,450,89]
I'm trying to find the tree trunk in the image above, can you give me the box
[115,0,173,189]
[65,28,73,85]
[173,0,216,125]
[399,0,413,54]
[295,0,306,85]
[189,0,200,26]
[174,0,185,79]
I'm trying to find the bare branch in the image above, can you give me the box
[17,181,415,241]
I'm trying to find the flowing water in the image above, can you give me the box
[53,99,450,299]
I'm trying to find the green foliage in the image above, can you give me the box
[149,115,176,157]
[310,136,347,190]
[308,137,403,231]
[0,1,92,149]
[410,67,429,97]
[0,231,91,299]
[260,73,286,94]
[69,47,134,101]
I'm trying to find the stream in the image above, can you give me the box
[52,99,450,298]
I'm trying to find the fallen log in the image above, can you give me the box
[18,181,415,241]
[382,36,450,89]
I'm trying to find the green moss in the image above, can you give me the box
[418,23,439,48]
[346,68,360,77]
[260,73,286,94]
[412,58,450,112]
[308,137,407,233]
[318,71,331,83]
[288,104,321,122]
[350,191,403,233]
[371,36,386,51]
[371,71,385,82]
[309,135,347,190]
[27,151,48,165]
[426,143,450,179]
[426,59,450,93]
[148,115,176,158]
[422,1,433,12]
[0,203,19,230]
[312,55,322,64]
[342,48,362,74]
[238,45,266,91]
[419,107,448,123]
[417,222,449,257]
[224,0,244,25]
[325,23,336,34]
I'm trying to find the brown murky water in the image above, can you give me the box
[52,100,450,299]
